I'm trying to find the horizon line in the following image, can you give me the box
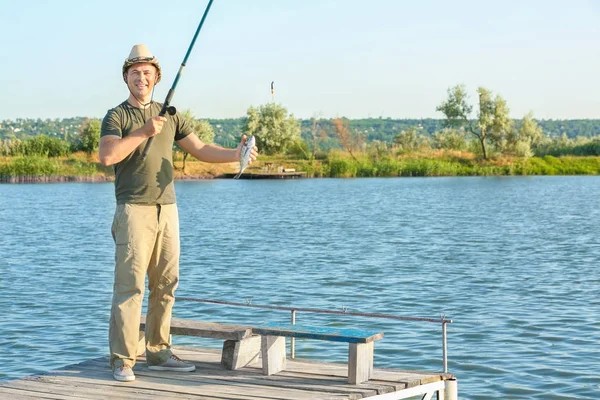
[2,115,600,122]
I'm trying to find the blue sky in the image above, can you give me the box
[1,0,598,120]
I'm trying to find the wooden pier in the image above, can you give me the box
[0,347,456,399]
[221,171,306,179]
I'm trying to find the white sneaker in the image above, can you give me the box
[148,354,196,372]
[113,365,135,382]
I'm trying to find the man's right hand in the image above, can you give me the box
[143,116,167,137]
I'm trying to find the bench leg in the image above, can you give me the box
[348,342,374,384]
[221,335,261,370]
[261,335,286,375]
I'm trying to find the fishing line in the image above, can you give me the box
[141,0,215,160]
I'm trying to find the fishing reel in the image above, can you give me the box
[166,106,177,116]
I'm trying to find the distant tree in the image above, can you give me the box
[292,113,329,160]
[432,128,468,151]
[308,113,328,159]
[394,126,425,153]
[179,110,215,173]
[14,135,69,157]
[79,119,101,154]
[513,112,544,157]
[486,92,513,153]
[332,117,363,161]
[367,140,391,160]
[242,103,300,155]
[287,138,311,159]
[437,85,512,159]
[0,139,8,156]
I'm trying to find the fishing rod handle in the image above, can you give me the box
[140,89,176,159]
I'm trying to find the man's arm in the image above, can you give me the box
[177,133,240,163]
[98,116,166,166]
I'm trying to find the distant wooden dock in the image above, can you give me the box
[221,171,306,179]
[0,347,456,399]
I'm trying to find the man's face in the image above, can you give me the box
[125,62,158,98]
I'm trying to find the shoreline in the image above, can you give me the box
[2,172,600,184]
[0,174,229,184]
[0,175,115,184]
[2,155,600,182]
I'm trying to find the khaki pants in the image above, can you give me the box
[109,203,179,369]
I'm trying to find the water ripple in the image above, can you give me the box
[1,177,599,399]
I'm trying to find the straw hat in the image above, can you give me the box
[122,44,162,83]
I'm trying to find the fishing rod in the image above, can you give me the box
[141,0,215,160]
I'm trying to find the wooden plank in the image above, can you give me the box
[128,352,379,397]
[131,366,363,398]
[173,348,447,389]
[374,365,454,379]
[280,357,444,389]
[218,370,382,399]
[20,362,214,399]
[140,315,253,341]
[131,369,353,400]
[160,349,402,397]
[265,370,396,394]
[0,385,71,400]
[9,365,349,400]
[168,348,435,395]
[253,324,384,343]
[120,357,375,396]
[1,347,454,400]
[2,378,111,400]
[133,370,351,399]
[23,356,355,400]
[53,353,380,399]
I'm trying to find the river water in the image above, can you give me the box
[0,176,598,399]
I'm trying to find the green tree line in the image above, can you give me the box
[2,115,599,146]
[2,86,600,159]
[3,96,600,180]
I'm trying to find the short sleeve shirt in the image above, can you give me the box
[101,101,193,204]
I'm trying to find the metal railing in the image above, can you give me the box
[178,297,453,373]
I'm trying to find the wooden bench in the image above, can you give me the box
[253,324,384,384]
[139,315,261,370]
[139,316,384,384]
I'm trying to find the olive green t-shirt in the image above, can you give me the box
[100,101,193,205]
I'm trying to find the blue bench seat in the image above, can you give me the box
[253,323,384,384]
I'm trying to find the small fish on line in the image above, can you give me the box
[234,135,256,179]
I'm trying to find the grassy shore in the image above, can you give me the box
[294,151,600,178]
[1,151,600,182]
[0,152,241,183]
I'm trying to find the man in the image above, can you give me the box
[99,44,257,382]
